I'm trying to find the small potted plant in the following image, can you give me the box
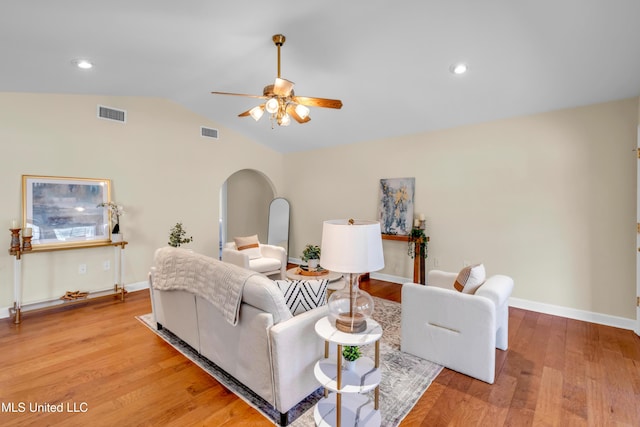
[301,244,321,271]
[342,346,361,371]
[168,222,193,248]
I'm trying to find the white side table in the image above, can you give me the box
[9,240,128,324]
[313,316,382,427]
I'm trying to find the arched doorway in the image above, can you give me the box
[219,169,275,256]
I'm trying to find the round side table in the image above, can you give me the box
[286,267,346,293]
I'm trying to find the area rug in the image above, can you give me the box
[137,297,442,426]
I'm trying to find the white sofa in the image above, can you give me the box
[401,269,514,384]
[149,248,327,425]
[222,242,287,280]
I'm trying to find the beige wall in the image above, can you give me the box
[1,92,637,322]
[284,97,639,320]
[226,169,274,243]
[0,93,283,307]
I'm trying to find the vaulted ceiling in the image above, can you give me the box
[2,1,639,153]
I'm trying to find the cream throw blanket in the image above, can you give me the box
[152,247,258,325]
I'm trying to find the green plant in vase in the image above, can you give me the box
[168,222,193,247]
[342,345,361,371]
[301,244,321,270]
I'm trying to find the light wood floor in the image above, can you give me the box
[1,278,639,426]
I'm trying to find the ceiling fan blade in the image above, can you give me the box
[286,104,311,123]
[273,78,295,97]
[211,91,267,99]
[293,96,343,109]
[238,108,252,117]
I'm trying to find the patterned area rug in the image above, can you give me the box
[137,297,442,426]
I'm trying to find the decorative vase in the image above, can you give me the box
[307,259,319,271]
[344,360,357,372]
[327,273,374,333]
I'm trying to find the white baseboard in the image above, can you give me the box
[0,280,149,320]
[4,275,634,332]
[370,272,407,284]
[368,272,636,331]
[508,297,636,331]
[127,280,149,292]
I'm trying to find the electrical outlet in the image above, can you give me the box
[434,257,440,267]
[78,264,87,274]
[103,260,110,271]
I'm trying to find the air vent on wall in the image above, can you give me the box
[201,126,219,139]
[97,105,126,123]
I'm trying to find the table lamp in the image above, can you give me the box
[320,219,384,333]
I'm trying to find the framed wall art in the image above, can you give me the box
[378,177,415,235]
[22,175,112,248]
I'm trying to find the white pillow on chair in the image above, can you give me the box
[234,234,262,260]
[453,263,486,294]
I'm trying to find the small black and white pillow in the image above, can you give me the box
[275,279,329,316]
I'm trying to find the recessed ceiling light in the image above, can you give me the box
[450,63,468,75]
[72,59,93,69]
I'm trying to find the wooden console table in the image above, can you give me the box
[381,234,429,285]
[8,240,128,324]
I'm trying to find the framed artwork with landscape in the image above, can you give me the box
[22,175,112,248]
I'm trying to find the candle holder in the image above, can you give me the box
[22,235,32,251]
[419,219,426,230]
[10,228,21,254]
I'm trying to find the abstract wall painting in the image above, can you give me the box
[22,175,112,248]
[378,177,415,235]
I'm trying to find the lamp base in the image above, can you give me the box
[334,313,367,333]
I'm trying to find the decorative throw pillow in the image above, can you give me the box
[275,279,329,316]
[234,234,261,260]
[454,263,486,294]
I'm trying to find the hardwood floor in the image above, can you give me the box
[1,277,638,426]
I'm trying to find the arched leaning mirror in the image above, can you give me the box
[267,197,290,255]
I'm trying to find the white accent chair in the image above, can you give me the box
[401,269,514,384]
[222,242,287,280]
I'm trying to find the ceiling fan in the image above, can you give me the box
[212,34,343,127]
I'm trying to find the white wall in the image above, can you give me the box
[0,93,283,309]
[283,97,639,321]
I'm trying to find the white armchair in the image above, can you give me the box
[222,242,287,280]
[401,269,514,384]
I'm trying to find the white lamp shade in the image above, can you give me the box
[249,105,264,121]
[295,103,310,119]
[320,219,384,273]
[265,97,279,114]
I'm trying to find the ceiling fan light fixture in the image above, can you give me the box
[249,105,264,121]
[280,113,291,126]
[211,33,343,128]
[295,104,310,120]
[265,97,279,114]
